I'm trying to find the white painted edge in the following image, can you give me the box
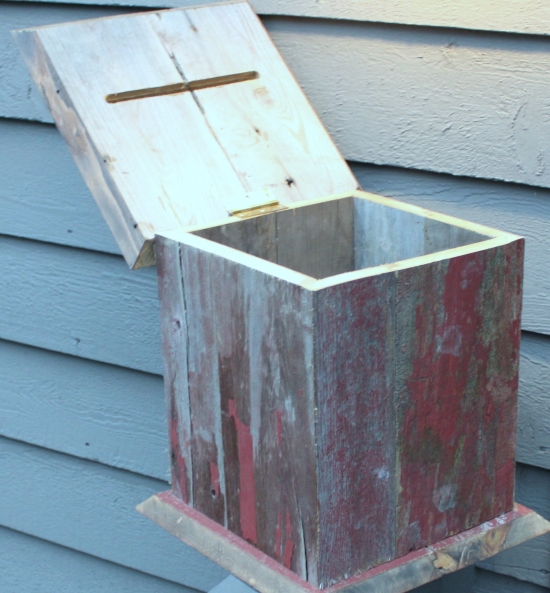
[8,0,550,37]
[158,190,521,291]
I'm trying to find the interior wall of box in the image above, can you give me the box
[1,2,550,592]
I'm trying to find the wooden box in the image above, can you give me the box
[15,3,547,592]
[156,191,524,588]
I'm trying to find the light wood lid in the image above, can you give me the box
[14,1,358,268]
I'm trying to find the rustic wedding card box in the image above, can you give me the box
[15,3,550,592]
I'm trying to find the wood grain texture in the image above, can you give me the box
[0,234,162,374]
[9,0,550,37]
[314,274,396,586]
[395,241,523,555]
[14,2,356,267]
[156,237,193,502]
[0,435,228,591]
[0,526,199,593]
[140,493,550,593]
[177,240,318,581]
[478,463,550,588]
[0,338,168,480]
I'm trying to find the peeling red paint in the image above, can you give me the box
[276,410,283,447]
[283,511,295,569]
[228,398,258,544]
[397,245,522,554]
[210,461,221,498]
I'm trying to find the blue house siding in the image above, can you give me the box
[1,2,550,592]
[1,526,201,593]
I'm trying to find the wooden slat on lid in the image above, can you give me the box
[13,1,358,268]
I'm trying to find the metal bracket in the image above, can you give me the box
[228,199,288,219]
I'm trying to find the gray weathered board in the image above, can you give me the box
[13,1,357,268]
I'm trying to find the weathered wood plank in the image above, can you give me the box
[277,199,354,279]
[0,526,199,593]
[395,241,523,555]
[0,338,168,480]
[0,435,228,591]
[139,492,550,593]
[156,237,193,502]
[478,463,550,588]
[147,3,357,208]
[9,0,550,38]
[177,239,318,581]
[0,234,162,374]
[315,274,396,586]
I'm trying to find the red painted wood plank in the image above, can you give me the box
[315,274,396,587]
[394,240,524,556]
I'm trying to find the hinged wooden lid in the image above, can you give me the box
[14,1,358,268]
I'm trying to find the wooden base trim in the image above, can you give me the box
[137,492,550,593]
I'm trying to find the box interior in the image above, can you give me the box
[192,196,491,280]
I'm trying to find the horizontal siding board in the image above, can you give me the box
[0,526,199,593]
[6,5,550,188]
[0,436,228,591]
[474,568,550,593]
[7,0,550,39]
[1,332,545,484]
[517,334,550,470]
[478,463,550,588]
[0,166,550,360]
[0,339,168,480]
[0,234,163,374]
[353,162,550,336]
[0,119,120,254]
[0,1,134,123]
[263,17,550,190]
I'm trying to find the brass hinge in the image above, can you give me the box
[228,199,288,219]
